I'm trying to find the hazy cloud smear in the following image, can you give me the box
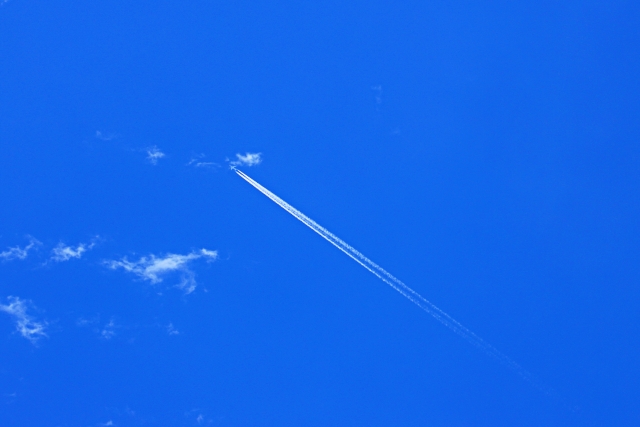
[167,322,179,335]
[0,237,41,262]
[76,315,123,340]
[0,296,47,343]
[50,238,98,262]
[229,152,262,168]
[146,146,165,165]
[95,130,118,141]
[101,318,117,340]
[235,169,557,398]
[187,154,220,169]
[105,249,218,294]
[372,84,383,105]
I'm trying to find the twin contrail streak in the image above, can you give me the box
[235,168,544,389]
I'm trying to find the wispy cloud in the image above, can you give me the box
[101,318,117,340]
[76,315,99,328]
[167,322,179,336]
[105,249,218,294]
[146,146,165,165]
[50,237,98,263]
[0,237,41,262]
[0,296,47,343]
[184,408,213,425]
[372,84,383,106]
[228,152,262,168]
[76,315,122,340]
[187,154,220,169]
[95,130,118,141]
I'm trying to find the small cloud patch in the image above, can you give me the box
[146,146,165,165]
[105,249,218,294]
[0,296,47,344]
[167,323,179,336]
[187,154,220,169]
[372,84,383,106]
[50,238,98,263]
[228,152,262,168]
[101,318,117,340]
[0,237,41,262]
[76,316,125,340]
[95,131,118,141]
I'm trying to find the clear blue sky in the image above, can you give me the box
[1,1,639,426]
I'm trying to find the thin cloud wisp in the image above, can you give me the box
[105,249,218,294]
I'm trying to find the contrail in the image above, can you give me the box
[235,168,550,391]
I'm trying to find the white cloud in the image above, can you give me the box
[101,318,117,340]
[372,84,382,105]
[76,316,99,327]
[167,322,179,336]
[95,130,118,141]
[50,238,97,262]
[194,162,218,168]
[146,146,165,165]
[199,248,218,258]
[0,296,47,343]
[0,237,41,262]
[229,152,262,168]
[105,249,218,294]
[76,316,122,340]
[187,154,220,169]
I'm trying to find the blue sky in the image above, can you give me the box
[1,1,640,426]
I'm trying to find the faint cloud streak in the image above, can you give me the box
[101,318,117,340]
[167,322,179,335]
[105,249,218,294]
[187,154,220,169]
[50,237,98,262]
[146,146,165,165]
[229,152,262,168]
[0,237,41,262]
[0,296,47,343]
[95,130,118,141]
[372,84,383,106]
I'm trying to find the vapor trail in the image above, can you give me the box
[235,168,545,388]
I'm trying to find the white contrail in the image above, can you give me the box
[235,168,548,389]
